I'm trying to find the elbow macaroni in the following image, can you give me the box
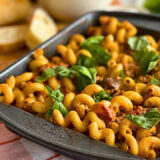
[139,137,160,159]
[110,96,133,113]
[53,109,105,132]
[88,122,115,146]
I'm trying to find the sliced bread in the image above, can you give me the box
[25,8,58,49]
[0,0,31,26]
[0,25,28,53]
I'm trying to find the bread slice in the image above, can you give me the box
[0,0,31,26]
[25,8,58,49]
[0,25,28,53]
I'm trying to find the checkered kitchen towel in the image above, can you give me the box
[0,122,72,160]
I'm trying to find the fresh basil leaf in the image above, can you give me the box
[128,36,159,75]
[133,51,143,63]
[58,102,68,116]
[84,44,111,66]
[81,36,111,66]
[81,36,104,48]
[144,0,160,13]
[139,50,159,74]
[46,107,54,117]
[128,36,150,54]
[42,66,97,93]
[77,55,97,67]
[46,101,68,117]
[119,70,126,79]
[55,66,76,79]
[46,85,68,117]
[74,76,90,92]
[147,60,158,73]
[72,66,94,81]
[88,67,97,84]
[145,108,160,118]
[128,36,150,63]
[35,68,56,82]
[72,65,97,92]
[46,85,64,102]
[93,90,112,102]
[46,101,60,117]
[151,75,160,86]
[35,66,76,83]
[55,66,70,78]
[126,108,160,129]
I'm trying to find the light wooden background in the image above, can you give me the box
[0,49,29,72]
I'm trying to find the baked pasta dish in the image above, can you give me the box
[1,15,160,159]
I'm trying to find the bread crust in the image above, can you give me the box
[0,25,28,53]
[0,0,31,26]
[25,8,57,49]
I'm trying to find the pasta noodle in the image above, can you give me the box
[53,109,105,132]
[88,122,115,146]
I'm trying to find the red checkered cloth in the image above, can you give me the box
[0,122,72,160]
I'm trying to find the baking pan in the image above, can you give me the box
[0,11,160,160]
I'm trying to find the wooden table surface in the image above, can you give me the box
[0,48,29,72]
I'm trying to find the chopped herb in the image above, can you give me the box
[46,101,68,117]
[81,36,111,66]
[35,66,75,82]
[55,66,76,79]
[139,50,159,74]
[151,75,160,86]
[128,36,150,57]
[128,36,159,74]
[93,90,112,102]
[119,70,126,79]
[71,65,97,92]
[37,65,97,93]
[126,108,160,129]
[72,66,96,83]
[46,85,64,102]
[35,68,56,82]
[77,54,97,67]
[46,85,68,117]
[81,35,104,47]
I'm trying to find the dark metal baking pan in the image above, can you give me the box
[0,11,160,160]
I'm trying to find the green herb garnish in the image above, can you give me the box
[128,36,150,55]
[35,68,56,82]
[81,35,104,47]
[71,65,96,92]
[119,70,126,79]
[77,55,97,67]
[36,65,97,92]
[126,108,160,129]
[151,75,160,86]
[81,36,111,66]
[35,66,75,82]
[55,66,76,79]
[93,90,112,102]
[128,36,159,75]
[46,85,68,117]
[46,85,64,102]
